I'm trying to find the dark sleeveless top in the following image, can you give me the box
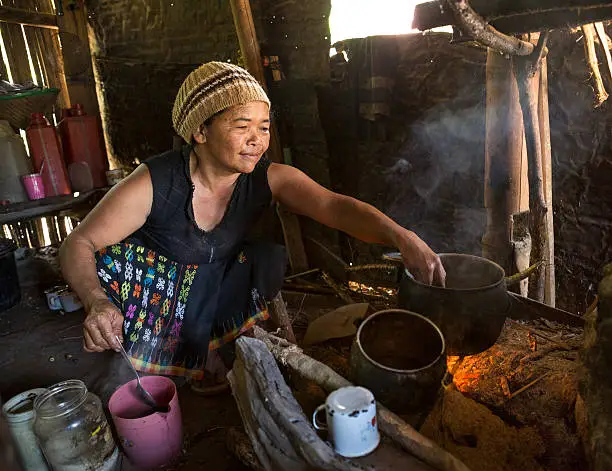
[132,145,273,264]
[109,145,287,357]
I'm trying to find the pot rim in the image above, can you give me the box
[355,309,446,374]
[405,253,506,292]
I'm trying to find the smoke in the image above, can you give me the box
[383,100,487,254]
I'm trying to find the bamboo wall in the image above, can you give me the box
[0,0,68,115]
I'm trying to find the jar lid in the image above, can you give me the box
[34,379,88,419]
[2,388,48,423]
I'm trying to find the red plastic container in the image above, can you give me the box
[58,104,108,189]
[26,113,71,197]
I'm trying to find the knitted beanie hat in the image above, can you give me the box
[172,61,270,142]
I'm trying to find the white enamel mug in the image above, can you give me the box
[312,386,380,458]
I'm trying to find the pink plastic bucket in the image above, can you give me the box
[108,376,182,468]
[21,174,45,200]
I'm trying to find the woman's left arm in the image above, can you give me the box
[268,163,445,285]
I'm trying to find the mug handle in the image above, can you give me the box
[312,405,328,430]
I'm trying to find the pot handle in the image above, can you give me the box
[312,405,328,431]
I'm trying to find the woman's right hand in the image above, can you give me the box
[83,297,124,352]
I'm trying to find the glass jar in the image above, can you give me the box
[33,380,118,471]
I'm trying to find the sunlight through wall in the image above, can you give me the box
[329,0,450,44]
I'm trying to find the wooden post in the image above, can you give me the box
[230,0,309,274]
[538,58,555,307]
[513,33,549,303]
[482,49,529,273]
[267,293,297,344]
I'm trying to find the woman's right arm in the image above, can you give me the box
[59,164,153,352]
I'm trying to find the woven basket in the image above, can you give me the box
[0,88,60,130]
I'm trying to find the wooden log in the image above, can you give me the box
[253,327,473,471]
[512,36,548,303]
[229,0,309,275]
[0,6,57,29]
[230,336,373,471]
[267,292,297,344]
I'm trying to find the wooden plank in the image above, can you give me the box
[230,0,309,274]
[0,189,104,225]
[23,26,45,87]
[507,291,584,327]
[0,6,57,29]
[0,22,32,84]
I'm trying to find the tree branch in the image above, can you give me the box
[445,0,535,56]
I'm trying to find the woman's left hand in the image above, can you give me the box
[397,231,446,286]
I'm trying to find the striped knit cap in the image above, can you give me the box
[172,61,270,142]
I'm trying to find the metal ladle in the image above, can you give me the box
[115,335,168,413]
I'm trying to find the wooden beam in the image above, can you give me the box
[0,6,57,30]
[230,0,309,274]
[414,1,612,33]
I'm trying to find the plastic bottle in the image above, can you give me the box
[25,114,71,197]
[58,104,108,190]
[0,120,32,203]
[1,388,50,471]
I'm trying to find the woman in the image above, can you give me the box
[60,62,445,393]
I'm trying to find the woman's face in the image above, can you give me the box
[194,101,271,174]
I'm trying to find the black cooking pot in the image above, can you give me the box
[349,309,446,426]
[398,253,510,356]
